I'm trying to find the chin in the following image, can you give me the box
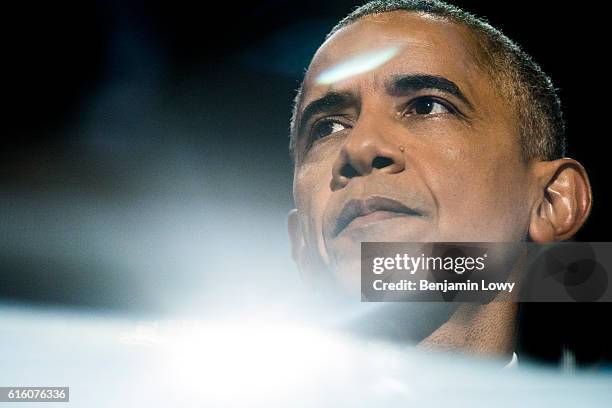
[330,257,363,293]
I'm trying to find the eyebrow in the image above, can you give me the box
[294,74,473,140]
[296,91,358,137]
[387,74,474,109]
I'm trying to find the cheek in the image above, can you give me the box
[294,138,342,217]
[428,139,530,241]
[294,159,333,248]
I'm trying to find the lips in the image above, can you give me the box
[332,196,422,237]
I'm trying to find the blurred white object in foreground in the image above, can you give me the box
[1,304,611,407]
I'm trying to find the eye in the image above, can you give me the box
[311,119,348,140]
[404,96,453,116]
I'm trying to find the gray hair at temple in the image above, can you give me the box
[289,0,565,162]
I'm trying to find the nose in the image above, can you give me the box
[331,124,406,190]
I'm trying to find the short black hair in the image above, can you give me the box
[289,0,565,162]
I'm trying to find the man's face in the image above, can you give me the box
[292,12,536,287]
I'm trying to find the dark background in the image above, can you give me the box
[2,1,610,365]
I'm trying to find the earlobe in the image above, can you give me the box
[529,158,592,242]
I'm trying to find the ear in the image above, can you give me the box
[287,209,305,264]
[529,158,592,242]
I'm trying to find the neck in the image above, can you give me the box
[417,301,518,358]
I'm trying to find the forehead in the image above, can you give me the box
[301,11,484,106]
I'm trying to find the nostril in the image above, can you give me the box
[372,156,394,169]
[340,163,359,179]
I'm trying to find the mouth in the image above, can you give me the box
[333,196,422,237]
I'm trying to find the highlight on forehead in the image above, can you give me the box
[315,45,401,85]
